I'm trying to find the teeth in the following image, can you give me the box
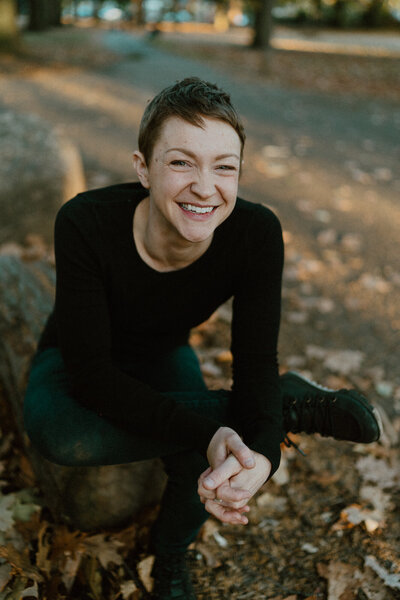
[180,203,215,214]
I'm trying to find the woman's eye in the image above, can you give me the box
[217,165,236,171]
[171,160,188,167]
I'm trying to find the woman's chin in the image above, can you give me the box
[181,229,214,245]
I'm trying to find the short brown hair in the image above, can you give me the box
[138,77,246,164]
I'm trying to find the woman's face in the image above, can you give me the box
[134,116,241,245]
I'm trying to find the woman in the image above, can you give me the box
[24,78,381,599]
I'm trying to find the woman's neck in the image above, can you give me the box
[133,197,212,272]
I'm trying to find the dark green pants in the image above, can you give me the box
[24,346,233,554]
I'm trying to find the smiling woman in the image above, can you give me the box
[23,77,382,600]
[133,116,241,269]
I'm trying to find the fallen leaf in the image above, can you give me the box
[256,493,288,514]
[0,545,43,583]
[331,503,381,533]
[0,562,12,591]
[364,555,400,590]
[317,229,337,246]
[356,455,400,489]
[317,561,361,599]
[195,542,222,568]
[62,550,84,592]
[287,311,308,324]
[215,350,232,363]
[359,273,391,294]
[323,349,364,375]
[212,530,229,548]
[11,490,40,523]
[375,381,394,398]
[301,543,318,554]
[200,519,219,542]
[84,533,124,569]
[137,555,154,593]
[200,362,222,377]
[314,209,331,223]
[359,485,393,520]
[0,495,15,534]
[272,454,290,486]
[120,580,138,599]
[35,523,52,578]
[20,581,39,598]
[285,355,307,369]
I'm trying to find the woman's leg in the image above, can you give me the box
[24,346,231,467]
[23,346,230,556]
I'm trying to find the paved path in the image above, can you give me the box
[0,29,399,405]
[163,25,400,56]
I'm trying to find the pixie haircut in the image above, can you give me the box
[138,77,246,164]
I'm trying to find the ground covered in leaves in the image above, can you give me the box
[0,239,399,599]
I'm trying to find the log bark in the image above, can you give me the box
[0,255,166,530]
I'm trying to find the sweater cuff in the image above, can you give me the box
[244,424,284,478]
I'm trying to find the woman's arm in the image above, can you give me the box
[230,205,284,477]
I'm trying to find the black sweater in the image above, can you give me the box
[38,182,284,475]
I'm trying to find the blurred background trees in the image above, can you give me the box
[2,0,399,50]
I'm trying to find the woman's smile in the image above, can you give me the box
[177,202,219,219]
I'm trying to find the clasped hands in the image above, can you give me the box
[198,427,271,525]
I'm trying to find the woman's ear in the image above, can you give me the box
[133,151,150,189]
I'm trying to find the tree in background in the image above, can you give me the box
[272,0,396,27]
[251,0,275,48]
[0,0,18,47]
[28,0,62,31]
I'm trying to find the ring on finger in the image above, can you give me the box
[214,498,223,504]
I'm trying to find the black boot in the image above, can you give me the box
[281,371,382,443]
[151,552,197,600]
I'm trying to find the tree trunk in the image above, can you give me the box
[0,0,18,45]
[311,0,323,21]
[252,0,275,50]
[0,256,166,530]
[331,0,345,27]
[93,0,103,21]
[363,0,385,27]
[133,0,145,26]
[48,0,62,27]
[28,0,49,31]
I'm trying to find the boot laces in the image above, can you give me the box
[284,435,307,456]
[285,394,336,437]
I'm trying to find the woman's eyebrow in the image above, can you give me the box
[165,148,240,160]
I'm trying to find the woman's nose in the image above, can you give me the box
[190,171,215,199]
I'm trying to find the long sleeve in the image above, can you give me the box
[53,197,222,455]
[230,205,284,477]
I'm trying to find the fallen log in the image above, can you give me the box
[0,255,166,530]
[0,111,85,245]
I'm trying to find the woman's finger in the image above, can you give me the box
[202,454,242,490]
[198,480,215,501]
[216,485,251,505]
[204,499,249,525]
[198,469,217,500]
[225,433,255,469]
